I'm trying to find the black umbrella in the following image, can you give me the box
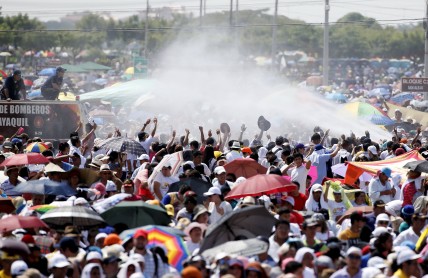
[97,136,146,155]
[0,239,30,256]
[404,160,428,173]
[167,178,212,204]
[40,206,105,228]
[199,205,277,252]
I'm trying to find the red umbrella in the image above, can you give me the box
[0,215,49,233]
[225,174,297,200]
[23,79,33,86]
[224,158,267,178]
[0,153,50,167]
[0,70,7,78]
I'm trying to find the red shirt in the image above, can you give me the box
[402,181,417,207]
[291,193,308,211]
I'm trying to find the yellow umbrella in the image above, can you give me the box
[124,67,134,75]
[58,91,77,101]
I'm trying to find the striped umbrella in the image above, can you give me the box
[40,206,105,228]
[26,142,49,153]
[97,137,146,156]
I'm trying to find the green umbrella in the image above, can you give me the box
[79,61,111,71]
[100,201,171,229]
[61,64,88,73]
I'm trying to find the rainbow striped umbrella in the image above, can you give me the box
[28,205,57,215]
[145,226,189,272]
[26,142,49,153]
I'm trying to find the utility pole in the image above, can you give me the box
[271,0,279,68]
[204,0,207,16]
[144,0,149,58]
[229,0,234,27]
[424,0,428,100]
[200,0,203,26]
[322,0,330,86]
[235,0,239,48]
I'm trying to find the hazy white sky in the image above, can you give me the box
[1,0,424,24]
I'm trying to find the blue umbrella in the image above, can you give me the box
[390,92,414,105]
[363,114,395,126]
[38,68,56,76]
[367,87,391,99]
[13,179,76,196]
[326,92,347,102]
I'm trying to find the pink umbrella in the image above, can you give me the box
[0,153,50,167]
[225,174,297,200]
[224,158,267,178]
[0,215,49,233]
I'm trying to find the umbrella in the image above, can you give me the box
[167,178,212,204]
[79,62,111,71]
[119,225,186,240]
[224,159,268,179]
[40,206,105,228]
[337,206,373,224]
[148,151,183,186]
[145,226,189,271]
[225,174,296,200]
[92,193,131,214]
[326,92,347,102]
[199,206,277,252]
[0,70,7,78]
[0,52,11,57]
[0,239,30,256]
[25,142,50,153]
[37,68,56,77]
[13,179,77,196]
[343,102,384,117]
[101,201,171,229]
[201,238,268,261]
[410,100,428,109]
[0,215,49,233]
[363,114,395,126]
[28,204,57,215]
[403,160,428,173]
[97,137,146,156]
[390,92,414,105]
[60,167,99,186]
[367,87,391,99]
[0,197,16,214]
[0,153,50,167]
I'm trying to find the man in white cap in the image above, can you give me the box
[392,249,421,278]
[48,253,71,278]
[152,162,179,201]
[130,154,150,180]
[203,187,232,223]
[330,247,362,278]
[212,166,233,191]
[226,141,243,162]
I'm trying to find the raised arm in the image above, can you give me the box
[166,130,176,153]
[323,181,330,202]
[238,124,246,142]
[151,117,158,137]
[183,129,190,147]
[141,118,151,132]
[320,129,330,145]
[199,126,206,147]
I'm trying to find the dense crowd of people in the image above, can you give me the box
[0,112,428,278]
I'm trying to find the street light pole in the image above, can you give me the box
[322,0,330,86]
[271,0,279,68]
[144,0,149,58]
[200,0,203,26]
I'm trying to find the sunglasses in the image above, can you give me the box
[348,254,361,260]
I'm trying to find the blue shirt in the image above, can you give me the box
[312,153,331,184]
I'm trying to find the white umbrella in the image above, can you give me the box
[0,52,11,57]
[201,238,268,262]
[331,163,373,182]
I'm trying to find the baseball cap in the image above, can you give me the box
[367,256,387,269]
[241,147,252,154]
[380,167,392,178]
[57,237,79,253]
[137,154,150,161]
[372,227,389,238]
[48,254,71,269]
[133,229,148,239]
[104,233,122,246]
[346,246,362,257]
[214,166,226,175]
[86,251,103,262]
[396,249,421,265]
[95,233,108,242]
[368,145,378,155]
[11,260,28,276]
[295,143,305,149]
[203,187,222,197]
[56,66,67,72]
[13,70,22,76]
[282,196,295,207]
[376,213,390,223]
[304,219,319,227]
[401,205,415,217]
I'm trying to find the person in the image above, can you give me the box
[352,191,368,207]
[81,263,104,278]
[393,213,427,246]
[0,165,22,197]
[41,67,66,100]
[288,182,308,211]
[365,200,387,231]
[184,222,206,254]
[368,167,395,204]
[122,179,142,201]
[308,143,341,184]
[268,220,290,263]
[294,247,316,278]
[305,184,328,212]
[138,118,158,155]
[338,211,366,245]
[203,187,232,223]
[282,153,311,194]
[392,249,422,278]
[130,229,167,277]
[401,169,424,207]
[323,181,347,221]
[301,219,328,252]
[152,162,179,201]
[47,253,71,278]
[330,247,363,278]
[226,141,243,162]
[1,70,26,101]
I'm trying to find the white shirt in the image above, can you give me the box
[268,234,281,263]
[139,136,154,155]
[226,150,243,162]
[153,174,179,200]
[327,200,347,221]
[290,165,308,194]
[368,177,393,204]
[208,201,232,223]
[380,150,390,160]
[393,227,421,246]
[332,149,352,165]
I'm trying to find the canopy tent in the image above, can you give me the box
[385,101,428,127]
[60,64,88,73]
[79,79,157,107]
[79,61,111,71]
[344,150,424,185]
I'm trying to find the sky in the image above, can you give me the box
[0,0,425,25]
